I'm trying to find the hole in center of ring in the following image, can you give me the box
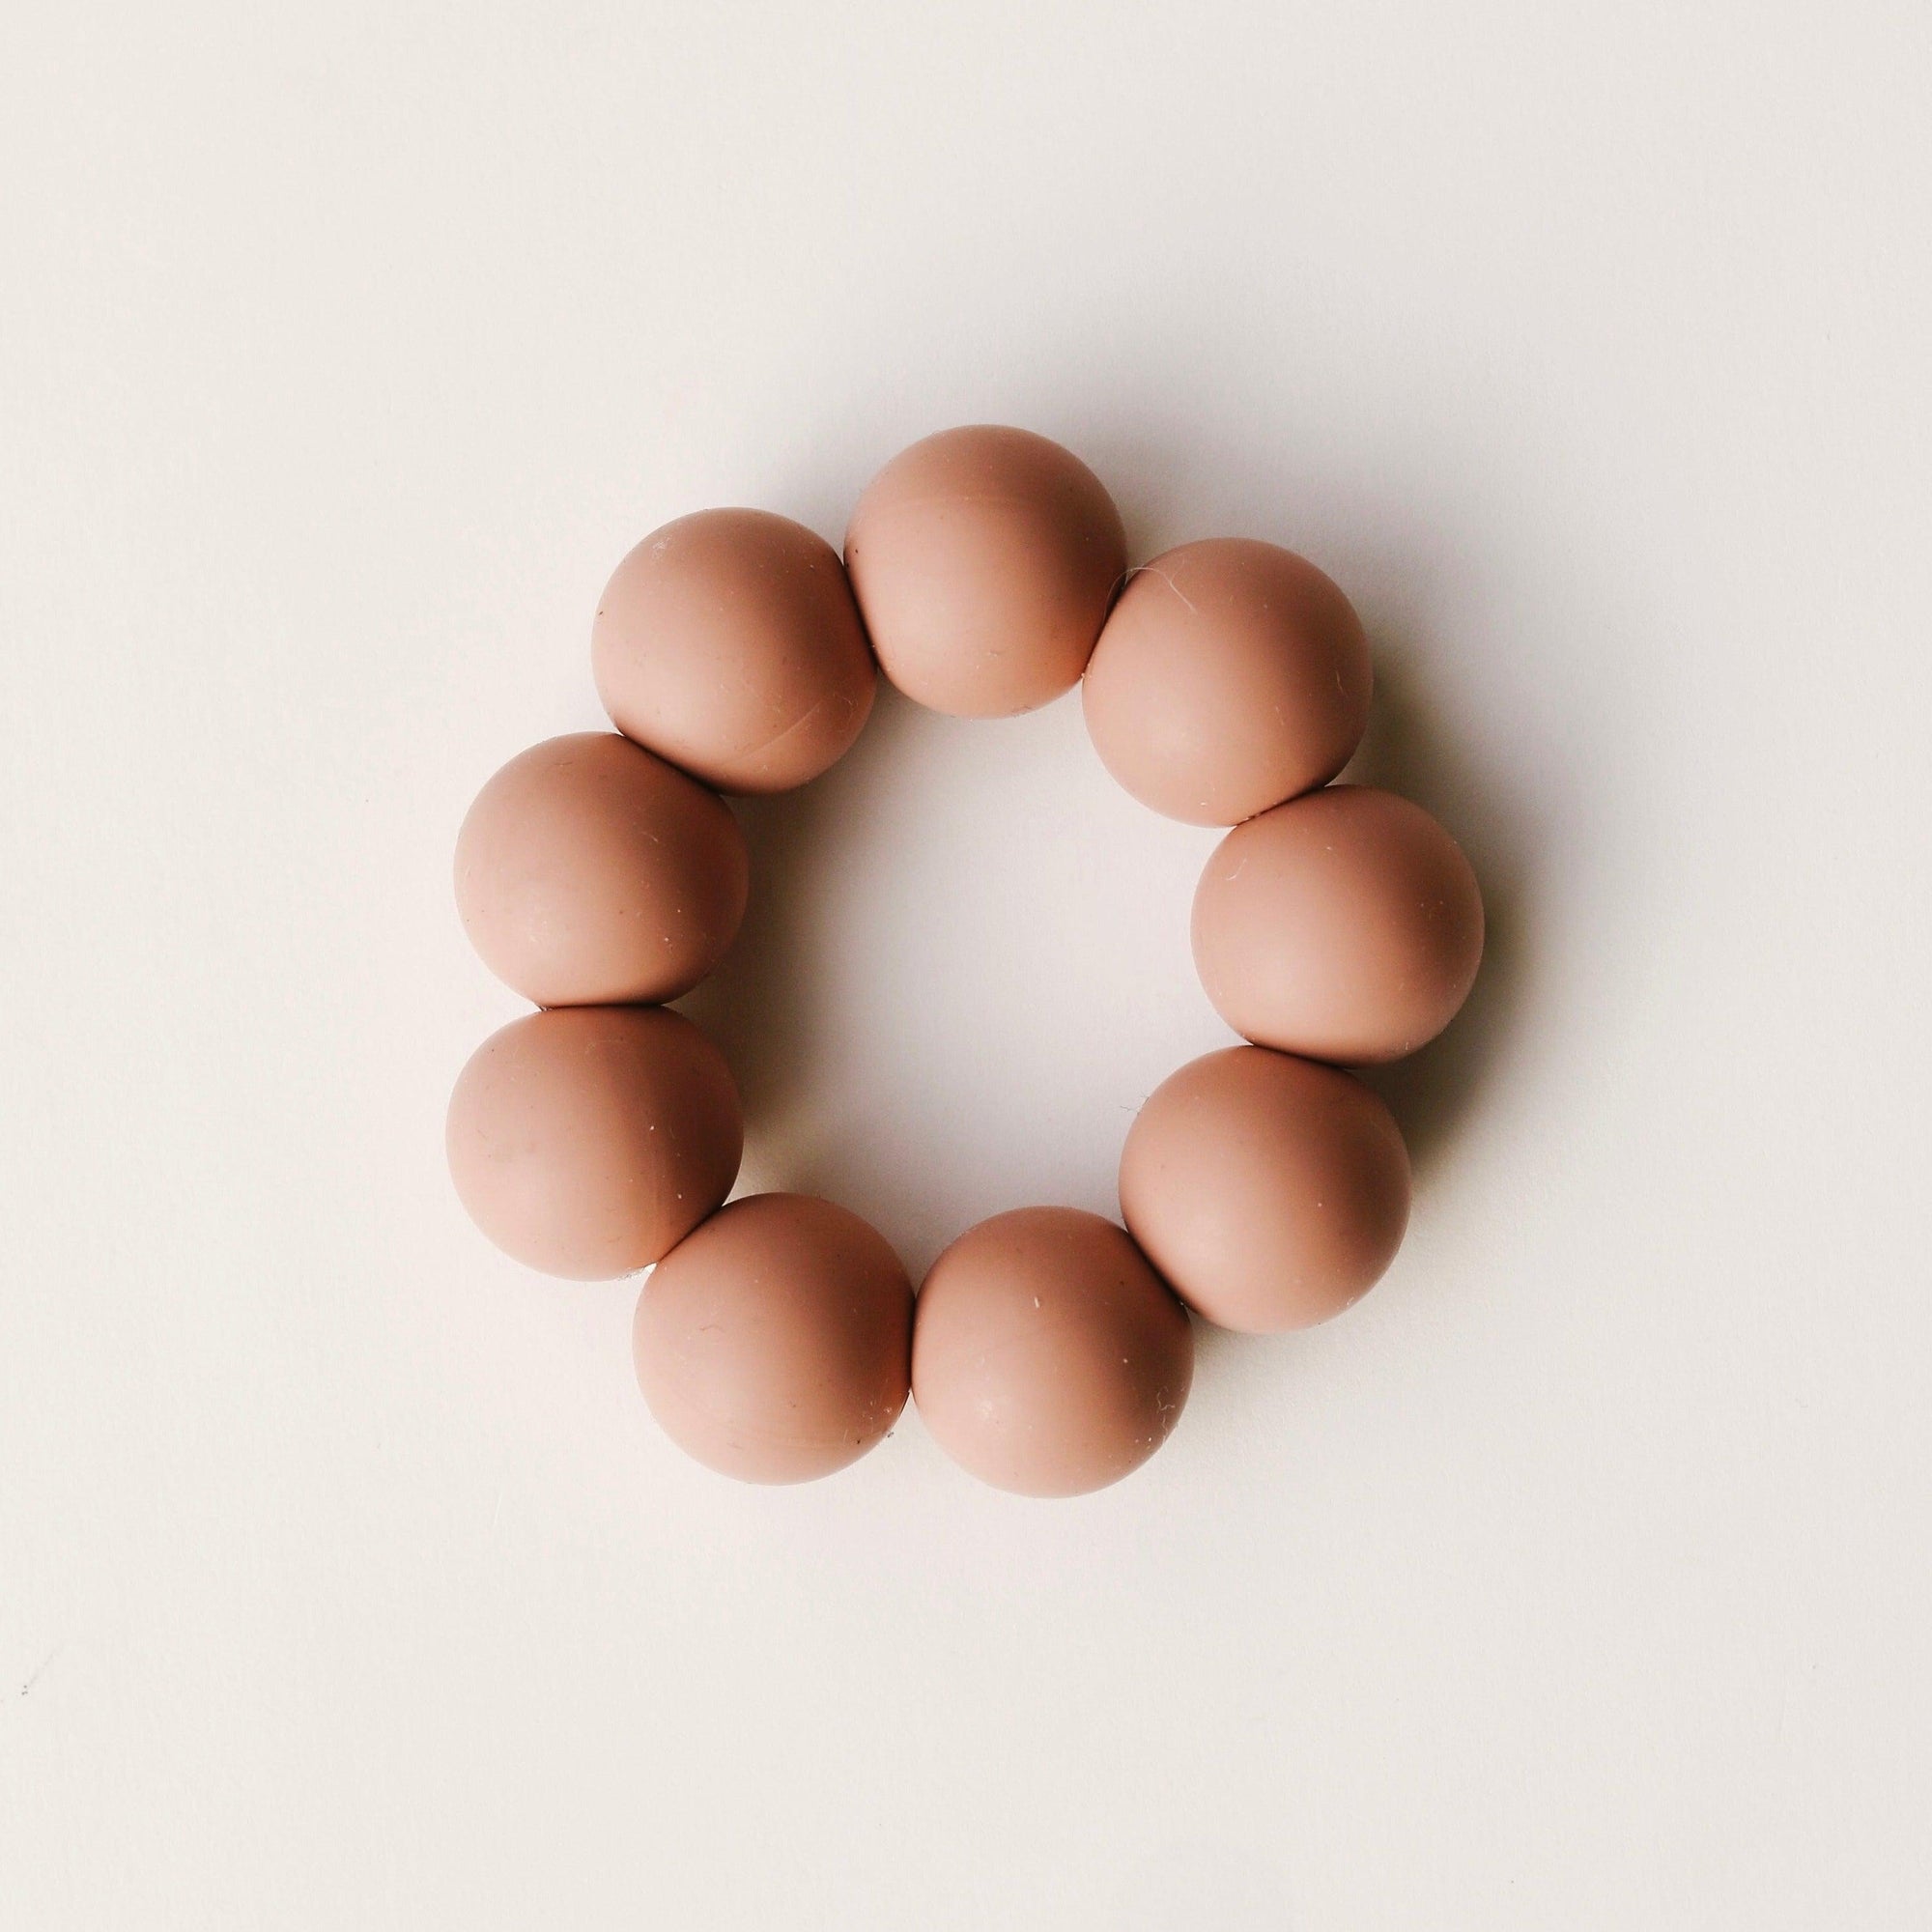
[676,682,1235,1279]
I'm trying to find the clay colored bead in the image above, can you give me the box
[1192,784,1484,1065]
[592,508,877,793]
[445,1006,742,1280]
[1082,538,1372,825]
[455,732,748,1008]
[911,1207,1193,1498]
[845,425,1126,718]
[1120,1045,1410,1334]
[633,1193,913,1484]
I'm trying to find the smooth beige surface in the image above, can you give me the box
[911,1207,1193,1497]
[454,732,748,1007]
[1083,538,1372,825]
[633,1193,912,1484]
[446,1006,741,1279]
[592,508,877,793]
[1121,1045,1411,1333]
[11,7,1932,1928]
[844,425,1126,717]
[1193,784,1485,1065]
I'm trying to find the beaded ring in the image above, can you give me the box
[448,425,1484,1497]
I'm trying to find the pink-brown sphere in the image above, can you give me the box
[911,1207,1193,1497]
[1120,1045,1411,1334]
[634,1193,913,1484]
[1192,784,1484,1065]
[454,732,748,1009]
[845,426,1126,718]
[593,508,877,794]
[1082,538,1372,826]
[446,1006,742,1280]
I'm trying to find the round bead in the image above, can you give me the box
[445,1006,742,1280]
[911,1207,1193,1497]
[592,508,877,794]
[1081,538,1372,825]
[454,732,748,1008]
[844,425,1126,717]
[633,1193,913,1484]
[1120,1046,1410,1334]
[1192,784,1484,1065]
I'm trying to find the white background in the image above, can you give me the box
[4,3,1928,1925]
